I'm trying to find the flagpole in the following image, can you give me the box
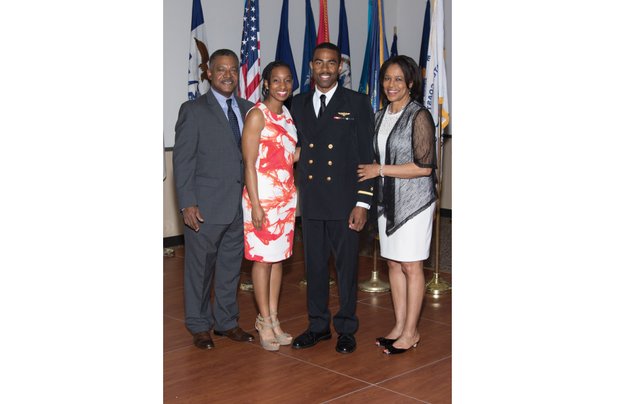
[358,234,390,293]
[425,102,451,297]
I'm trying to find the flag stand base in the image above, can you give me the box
[359,237,390,293]
[164,248,175,257]
[359,270,390,293]
[300,277,336,287]
[425,272,451,297]
[239,279,254,292]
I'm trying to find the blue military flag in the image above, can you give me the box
[300,0,317,93]
[337,0,352,89]
[358,0,372,96]
[419,0,431,74]
[390,28,398,58]
[275,0,299,92]
[358,0,388,112]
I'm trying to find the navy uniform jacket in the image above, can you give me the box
[291,86,375,220]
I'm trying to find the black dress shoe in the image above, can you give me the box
[375,337,396,347]
[213,326,254,342]
[336,334,356,354]
[192,331,215,350]
[292,329,332,349]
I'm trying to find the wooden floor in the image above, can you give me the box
[164,241,451,403]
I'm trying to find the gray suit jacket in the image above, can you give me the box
[173,89,254,225]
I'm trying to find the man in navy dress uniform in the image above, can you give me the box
[290,42,374,354]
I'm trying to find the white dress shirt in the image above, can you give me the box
[312,84,338,117]
[212,89,245,133]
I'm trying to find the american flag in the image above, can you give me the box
[238,0,261,102]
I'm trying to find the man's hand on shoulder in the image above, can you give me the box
[182,206,204,232]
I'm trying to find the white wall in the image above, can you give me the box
[164,0,450,147]
[163,0,451,237]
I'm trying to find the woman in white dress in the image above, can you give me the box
[357,55,437,354]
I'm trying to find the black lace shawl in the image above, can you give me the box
[374,101,437,236]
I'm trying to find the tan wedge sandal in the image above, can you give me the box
[270,312,293,346]
[255,314,280,351]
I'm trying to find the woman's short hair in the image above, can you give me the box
[378,55,423,103]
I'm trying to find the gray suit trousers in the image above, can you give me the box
[183,207,244,334]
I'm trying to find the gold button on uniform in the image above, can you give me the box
[327,160,333,166]
[327,144,333,149]
[309,159,314,164]
[326,176,332,181]
[308,175,313,180]
[309,143,314,148]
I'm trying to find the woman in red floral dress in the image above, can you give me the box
[242,61,299,351]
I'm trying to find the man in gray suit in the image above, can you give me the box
[173,49,255,350]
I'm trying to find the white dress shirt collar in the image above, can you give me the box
[313,84,339,117]
[211,90,244,131]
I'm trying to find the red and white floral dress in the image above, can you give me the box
[242,102,298,262]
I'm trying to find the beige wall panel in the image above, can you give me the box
[164,151,184,238]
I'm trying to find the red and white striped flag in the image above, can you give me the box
[238,0,261,102]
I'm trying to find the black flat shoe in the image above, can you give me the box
[375,337,396,347]
[383,340,420,355]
